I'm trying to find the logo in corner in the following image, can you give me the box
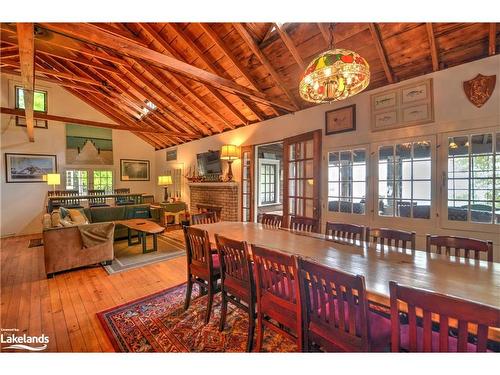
[1,328,49,351]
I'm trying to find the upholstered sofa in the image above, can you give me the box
[42,204,160,277]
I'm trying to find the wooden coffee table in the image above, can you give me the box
[116,219,165,253]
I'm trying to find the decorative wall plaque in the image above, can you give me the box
[463,74,496,108]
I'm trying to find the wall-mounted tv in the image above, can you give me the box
[197,150,222,175]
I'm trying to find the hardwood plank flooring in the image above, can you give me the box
[0,234,186,352]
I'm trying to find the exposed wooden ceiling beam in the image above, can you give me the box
[426,23,440,72]
[0,67,102,93]
[199,23,280,117]
[16,23,35,142]
[317,23,330,45]
[122,59,211,136]
[368,23,394,84]
[0,107,194,138]
[234,23,300,111]
[38,23,295,112]
[137,23,231,131]
[489,23,497,56]
[274,23,306,70]
[167,23,260,123]
[50,56,186,142]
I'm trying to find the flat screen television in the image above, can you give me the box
[197,150,222,175]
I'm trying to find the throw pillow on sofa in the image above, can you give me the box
[68,209,89,225]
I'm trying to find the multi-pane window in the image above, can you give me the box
[260,163,277,205]
[66,170,88,195]
[65,169,113,195]
[378,140,432,219]
[328,149,367,214]
[15,86,47,112]
[93,170,113,194]
[447,133,499,224]
[15,86,48,128]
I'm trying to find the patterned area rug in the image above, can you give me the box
[97,283,297,352]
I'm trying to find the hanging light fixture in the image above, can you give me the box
[299,24,370,103]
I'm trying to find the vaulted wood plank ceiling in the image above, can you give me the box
[1,22,498,149]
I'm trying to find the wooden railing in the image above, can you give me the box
[47,193,145,212]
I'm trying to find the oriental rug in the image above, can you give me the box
[97,283,296,352]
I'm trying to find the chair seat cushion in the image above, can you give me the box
[212,253,220,270]
[399,324,489,352]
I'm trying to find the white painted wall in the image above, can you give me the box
[0,73,156,236]
[156,55,500,260]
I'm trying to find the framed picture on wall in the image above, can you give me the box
[5,153,57,183]
[120,159,150,181]
[325,104,356,135]
[166,148,177,161]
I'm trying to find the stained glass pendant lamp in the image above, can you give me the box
[299,24,370,103]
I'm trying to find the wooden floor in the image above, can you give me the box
[0,234,186,352]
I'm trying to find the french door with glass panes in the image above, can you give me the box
[241,145,254,222]
[282,129,322,228]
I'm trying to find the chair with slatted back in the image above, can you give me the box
[215,234,256,352]
[298,258,391,352]
[325,222,366,244]
[60,190,83,209]
[251,244,302,351]
[389,281,499,352]
[260,213,283,229]
[88,189,109,208]
[426,235,493,262]
[183,226,221,324]
[289,216,319,233]
[191,211,218,225]
[114,188,135,206]
[366,228,416,252]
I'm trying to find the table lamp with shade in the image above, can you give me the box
[46,173,61,192]
[158,175,173,202]
[220,144,240,181]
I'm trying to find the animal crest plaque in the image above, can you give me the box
[463,74,496,108]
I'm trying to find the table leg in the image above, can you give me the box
[128,228,141,246]
[141,232,158,254]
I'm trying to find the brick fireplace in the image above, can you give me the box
[188,182,239,221]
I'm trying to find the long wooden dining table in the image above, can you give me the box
[192,221,500,342]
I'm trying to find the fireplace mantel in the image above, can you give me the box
[188,182,238,187]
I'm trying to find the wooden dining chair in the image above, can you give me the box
[88,189,110,208]
[191,211,218,225]
[183,226,221,324]
[297,258,391,352]
[260,213,283,229]
[426,235,493,262]
[389,281,499,352]
[215,234,256,352]
[251,244,302,351]
[114,188,135,206]
[289,215,319,233]
[366,228,416,252]
[325,222,366,243]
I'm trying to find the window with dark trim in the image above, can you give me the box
[15,86,48,128]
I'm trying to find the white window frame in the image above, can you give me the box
[373,135,437,225]
[439,127,499,233]
[258,158,281,207]
[326,147,369,215]
[64,167,114,195]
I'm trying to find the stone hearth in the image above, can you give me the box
[188,182,238,221]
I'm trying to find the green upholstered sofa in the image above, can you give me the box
[82,204,160,240]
